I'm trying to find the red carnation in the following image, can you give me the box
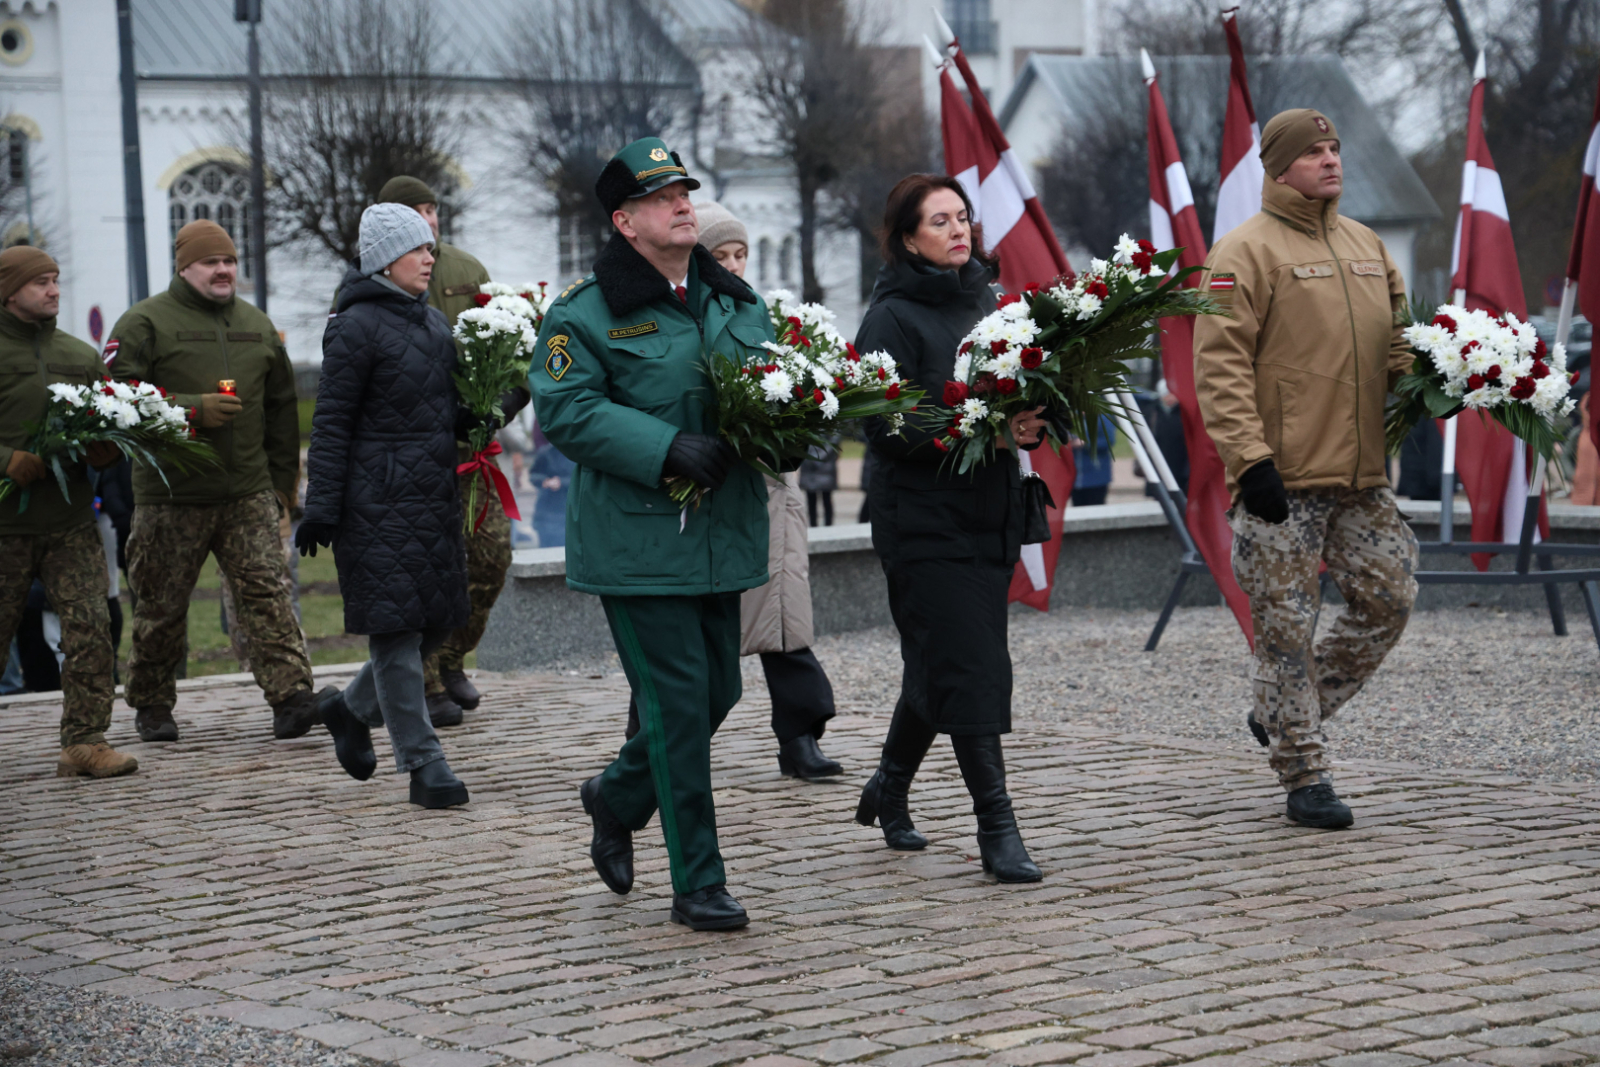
[813,389,825,404]
[845,342,861,361]
[1137,239,1156,253]
[877,367,887,381]
[1573,372,1582,386]
[1432,314,1457,332]
[834,376,846,389]
[989,340,1009,355]
[1510,376,1537,400]
[1531,360,1550,379]
[943,380,969,406]
[1467,374,1486,391]
[1462,340,1480,355]
[1087,280,1109,299]
[1020,347,1044,369]
[997,293,1022,307]
[1534,338,1549,359]
[885,382,900,400]
[934,437,950,452]
[520,291,535,301]
[1485,363,1501,380]
[1023,282,1041,294]
[794,387,804,399]
[764,364,778,373]
[975,372,998,395]
[1131,251,1153,274]
[787,316,802,328]
[474,293,491,306]
[996,377,1019,395]
[959,341,973,355]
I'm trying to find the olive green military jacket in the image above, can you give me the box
[109,276,299,507]
[0,308,104,536]
[428,242,491,329]
[530,235,772,597]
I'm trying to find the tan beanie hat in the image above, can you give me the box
[174,220,238,272]
[1259,109,1340,178]
[694,201,748,255]
[378,175,438,207]
[0,245,58,305]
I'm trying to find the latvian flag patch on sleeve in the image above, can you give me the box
[1209,274,1236,291]
[101,338,119,365]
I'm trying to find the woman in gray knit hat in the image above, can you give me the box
[297,202,477,809]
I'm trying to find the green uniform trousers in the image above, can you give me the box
[0,521,114,746]
[598,592,742,895]
[126,488,313,711]
[423,469,512,696]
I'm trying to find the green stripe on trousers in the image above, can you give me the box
[599,593,742,895]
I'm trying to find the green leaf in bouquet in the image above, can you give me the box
[1421,379,1461,419]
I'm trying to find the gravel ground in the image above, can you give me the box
[781,605,1600,784]
[0,971,376,1067]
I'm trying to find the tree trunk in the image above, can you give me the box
[797,167,823,304]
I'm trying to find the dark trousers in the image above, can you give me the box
[806,491,834,526]
[599,593,742,895]
[626,645,835,744]
[344,627,451,774]
[1070,485,1108,507]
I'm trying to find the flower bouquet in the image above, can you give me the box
[665,289,924,506]
[929,236,1225,474]
[452,282,549,531]
[0,378,217,510]
[1384,301,1576,459]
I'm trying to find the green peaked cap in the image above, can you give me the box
[595,137,700,213]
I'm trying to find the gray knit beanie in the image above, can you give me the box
[358,202,436,276]
[694,201,747,255]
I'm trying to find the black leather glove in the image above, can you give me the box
[295,521,337,557]
[454,388,529,438]
[1238,459,1289,524]
[662,432,737,492]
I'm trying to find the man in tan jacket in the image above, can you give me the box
[1194,109,1419,830]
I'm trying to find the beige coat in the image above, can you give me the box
[740,472,814,655]
[1194,179,1412,497]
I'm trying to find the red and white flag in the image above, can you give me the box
[1564,69,1600,458]
[931,29,1076,611]
[1212,4,1262,243]
[1448,51,1546,568]
[1143,50,1253,644]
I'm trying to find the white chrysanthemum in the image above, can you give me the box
[1113,234,1140,263]
[48,383,87,407]
[1076,294,1103,320]
[1000,301,1031,321]
[761,369,794,402]
[764,288,798,308]
[818,390,839,419]
[993,350,1021,378]
[962,398,989,419]
[1088,257,1109,276]
[953,352,972,383]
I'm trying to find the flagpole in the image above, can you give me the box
[1555,277,1578,348]
[1438,286,1468,544]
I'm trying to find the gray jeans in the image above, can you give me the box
[343,627,452,774]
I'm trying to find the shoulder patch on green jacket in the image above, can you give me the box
[544,333,573,381]
[607,321,658,340]
[555,276,594,305]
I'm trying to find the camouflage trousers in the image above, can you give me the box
[220,501,301,674]
[0,521,114,746]
[423,469,511,697]
[1231,487,1419,792]
[126,489,313,711]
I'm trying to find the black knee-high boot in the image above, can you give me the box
[855,698,937,850]
[952,734,1041,882]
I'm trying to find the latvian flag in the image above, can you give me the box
[1212,4,1262,243]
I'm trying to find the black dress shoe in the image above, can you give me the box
[670,884,749,931]
[272,687,320,739]
[320,688,375,782]
[778,734,843,779]
[1286,783,1353,829]
[410,759,469,808]
[855,770,928,850]
[135,706,178,743]
[427,691,464,728]
[1247,713,1269,747]
[440,668,481,711]
[580,775,633,894]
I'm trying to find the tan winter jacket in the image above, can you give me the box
[1193,179,1412,497]
[740,471,813,655]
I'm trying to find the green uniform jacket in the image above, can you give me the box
[109,276,299,507]
[428,242,491,329]
[0,309,104,536]
[530,235,772,597]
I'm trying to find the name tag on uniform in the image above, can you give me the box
[607,321,659,340]
[176,330,218,341]
[227,331,263,342]
[1291,264,1335,279]
[1349,260,1384,277]
[443,284,479,297]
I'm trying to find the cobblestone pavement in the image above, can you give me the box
[6,668,1600,1067]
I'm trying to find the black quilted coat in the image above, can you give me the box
[303,269,469,635]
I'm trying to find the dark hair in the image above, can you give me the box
[878,173,997,270]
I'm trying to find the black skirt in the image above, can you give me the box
[882,555,1013,735]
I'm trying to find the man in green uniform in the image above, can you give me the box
[372,176,518,727]
[0,247,137,777]
[531,137,772,930]
[109,220,322,742]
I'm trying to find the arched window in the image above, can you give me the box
[758,237,773,285]
[169,161,254,286]
[779,235,795,284]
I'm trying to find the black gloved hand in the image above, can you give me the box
[295,521,337,557]
[454,388,529,439]
[662,432,737,492]
[1238,459,1289,524]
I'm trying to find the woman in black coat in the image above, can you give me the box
[853,174,1048,882]
[296,202,472,809]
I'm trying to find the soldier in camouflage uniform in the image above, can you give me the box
[371,176,521,728]
[1195,110,1419,829]
[0,247,136,777]
[109,220,325,743]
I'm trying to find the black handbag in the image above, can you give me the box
[1020,472,1055,545]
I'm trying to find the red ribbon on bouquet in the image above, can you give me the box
[456,440,521,531]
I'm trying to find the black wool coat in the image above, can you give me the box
[856,256,1023,569]
[304,270,470,636]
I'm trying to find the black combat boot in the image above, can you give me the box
[135,706,178,743]
[409,759,469,809]
[319,687,375,782]
[778,733,843,779]
[855,701,936,851]
[671,884,749,931]
[426,690,463,728]
[952,734,1042,883]
[580,775,633,894]
[272,687,321,739]
[440,668,481,711]
[1286,783,1353,829]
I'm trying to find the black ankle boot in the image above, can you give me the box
[778,734,843,779]
[952,734,1041,883]
[409,759,468,808]
[855,701,936,851]
[319,688,375,782]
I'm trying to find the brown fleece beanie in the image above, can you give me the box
[378,175,438,207]
[174,220,238,272]
[1260,109,1340,178]
[0,245,58,304]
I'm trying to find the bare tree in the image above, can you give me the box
[739,0,891,303]
[500,0,698,278]
[249,0,463,266]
